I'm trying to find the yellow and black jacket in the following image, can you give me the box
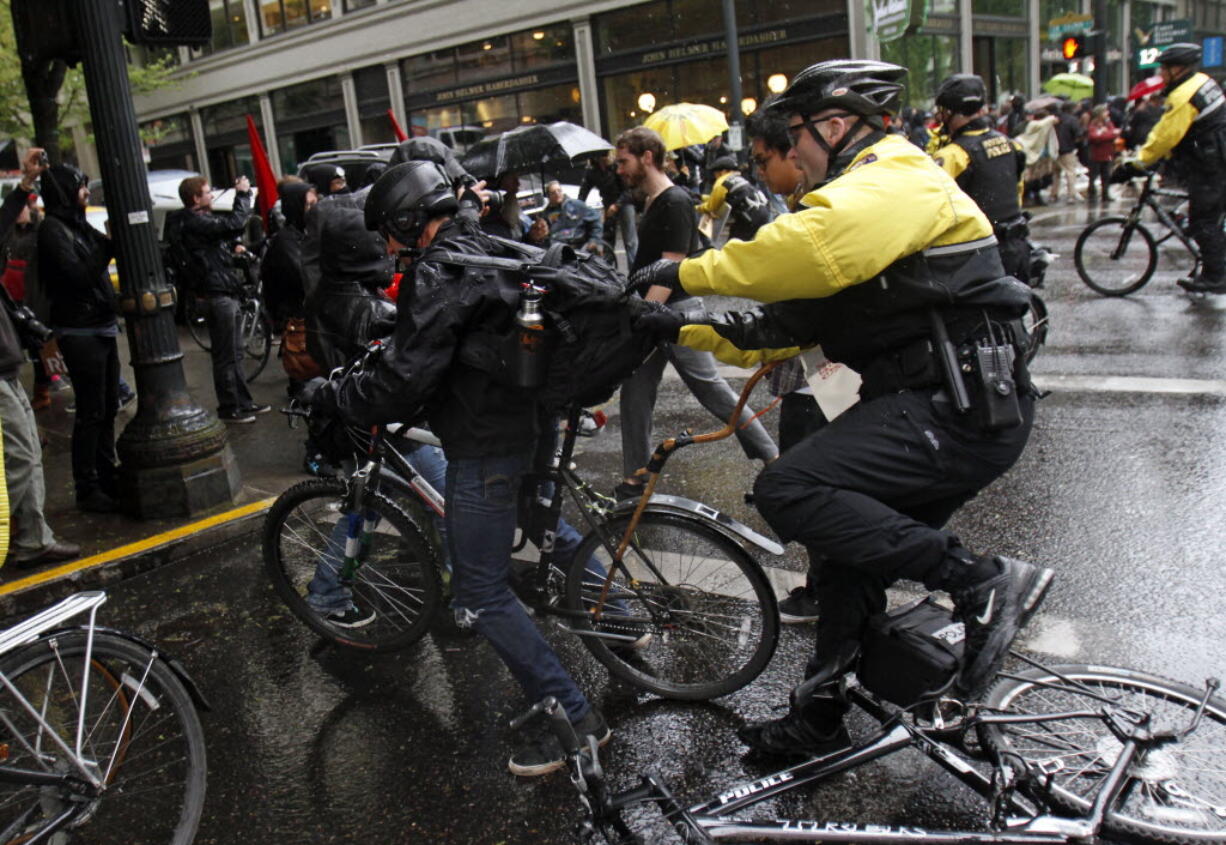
[673,133,1030,379]
[1139,71,1226,172]
[931,118,1026,224]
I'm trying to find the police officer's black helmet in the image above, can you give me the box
[935,73,987,115]
[1157,43,1202,66]
[304,163,346,196]
[768,59,907,126]
[709,155,739,172]
[364,161,459,245]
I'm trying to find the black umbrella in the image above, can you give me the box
[461,122,613,180]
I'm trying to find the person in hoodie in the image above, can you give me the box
[261,178,316,327]
[36,165,122,513]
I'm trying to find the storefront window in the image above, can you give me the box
[595,0,670,55]
[880,34,960,108]
[596,0,843,54]
[410,82,583,151]
[141,114,197,172]
[511,24,573,69]
[272,77,349,169]
[259,0,333,37]
[355,66,394,147]
[973,0,1024,16]
[973,36,1028,103]
[457,36,512,84]
[201,96,264,185]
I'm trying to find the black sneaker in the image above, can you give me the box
[218,409,256,423]
[1178,275,1226,294]
[241,403,273,415]
[325,605,376,628]
[737,711,852,760]
[508,708,611,777]
[778,586,820,624]
[612,480,646,502]
[952,556,1054,698]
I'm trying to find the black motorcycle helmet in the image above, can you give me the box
[768,59,907,129]
[935,73,987,116]
[304,163,348,196]
[1157,43,1202,67]
[708,155,739,173]
[364,161,459,245]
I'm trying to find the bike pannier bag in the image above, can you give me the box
[281,316,322,381]
[858,597,965,707]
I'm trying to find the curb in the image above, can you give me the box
[0,497,276,620]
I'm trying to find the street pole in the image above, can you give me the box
[74,0,240,517]
[722,0,745,153]
[1093,0,1109,103]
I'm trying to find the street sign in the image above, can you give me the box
[1048,13,1093,43]
[1205,36,1224,69]
[872,0,912,43]
[1136,19,1194,69]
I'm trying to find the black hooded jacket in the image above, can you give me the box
[165,190,252,296]
[261,182,311,322]
[36,168,116,330]
[329,210,541,458]
[304,203,396,374]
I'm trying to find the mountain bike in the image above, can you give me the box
[1074,170,1199,296]
[183,253,273,382]
[0,591,209,844]
[518,651,1226,845]
[262,347,783,700]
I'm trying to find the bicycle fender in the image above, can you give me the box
[611,494,784,556]
[33,626,212,713]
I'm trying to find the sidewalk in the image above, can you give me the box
[0,327,308,614]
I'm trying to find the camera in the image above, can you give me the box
[6,302,53,350]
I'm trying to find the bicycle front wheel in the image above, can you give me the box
[564,512,779,700]
[263,478,443,651]
[184,296,211,351]
[0,630,206,844]
[1075,217,1158,296]
[241,308,272,383]
[1023,291,1049,364]
[980,664,1226,845]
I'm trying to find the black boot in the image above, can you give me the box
[738,693,851,759]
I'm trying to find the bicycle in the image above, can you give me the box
[1074,170,1200,297]
[0,590,209,844]
[262,347,783,700]
[183,253,273,383]
[518,649,1226,845]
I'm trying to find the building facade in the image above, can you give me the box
[124,0,1222,184]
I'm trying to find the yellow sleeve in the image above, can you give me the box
[931,143,970,180]
[677,138,992,303]
[678,325,801,367]
[1139,97,1198,165]
[695,172,730,217]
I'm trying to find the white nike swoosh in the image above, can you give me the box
[975,589,996,625]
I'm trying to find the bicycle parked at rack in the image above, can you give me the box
[1074,170,1201,297]
[0,591,209,844]
[262,348,783,701]
[519,649,1226,845]
[182,252,273,382]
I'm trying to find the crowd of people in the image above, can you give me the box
[1,41,1222,790]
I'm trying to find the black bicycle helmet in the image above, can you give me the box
[304,163,348,196]
[935,73,987,115]
[768,59,907,125]
[1158,42,1202,66]
[364,161,458,244]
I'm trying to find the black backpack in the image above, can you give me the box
[430,237,656,412]
[162,211,201,292]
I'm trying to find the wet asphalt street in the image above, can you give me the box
[50,198,1226,843]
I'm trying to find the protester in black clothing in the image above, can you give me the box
[36,165,122,513]
[302,163,348,197]
[1125,96,1163,150]
[579,155,637,264]
[1004,94,1027,137]
[166,175,270,424]
[261,179,316,325]
[1050,102,1083,202]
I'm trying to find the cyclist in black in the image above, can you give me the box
[931,74,1032,285]
[695,155,773,243]
[1123,43,1226,293]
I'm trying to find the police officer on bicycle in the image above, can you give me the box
[931,73,1033,285]
[632,59,1054,758]
[1121,43,1226,294]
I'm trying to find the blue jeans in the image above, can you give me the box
[446,451,590,722]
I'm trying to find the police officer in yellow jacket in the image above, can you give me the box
[632,59,1054,758]
[931,74,1032,284]
[1124,43,1226,293]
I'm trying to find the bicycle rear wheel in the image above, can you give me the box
[241,307,272,383]
[184,296,211,351]
[980,663,1226,845]
[1075,217,1158,296]
[0,630,206,844]
[564,512,779,700]
[263,478,443,652]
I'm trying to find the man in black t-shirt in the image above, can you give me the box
[611,127,777,500]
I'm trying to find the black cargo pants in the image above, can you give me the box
[752,386,1034,676]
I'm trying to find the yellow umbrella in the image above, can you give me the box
[642,103,729,150]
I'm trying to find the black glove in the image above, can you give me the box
[633,300,685,343]
[457,185,485,213]
[1111,160,1146,183]
[629,258,682,296]
[298,377,337,419]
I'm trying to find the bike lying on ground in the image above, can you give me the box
[262,347,783,700]
[519,651,1226,845]
[0,591,209,844]
[1074,170,1201,297]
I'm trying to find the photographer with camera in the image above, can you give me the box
[0,148,80,568]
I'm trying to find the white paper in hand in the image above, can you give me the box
[801,347,861,421]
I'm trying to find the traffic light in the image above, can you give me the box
[1061,35,1086,60]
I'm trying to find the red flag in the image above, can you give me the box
[245,114,278,228]
[388,109,408,143]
